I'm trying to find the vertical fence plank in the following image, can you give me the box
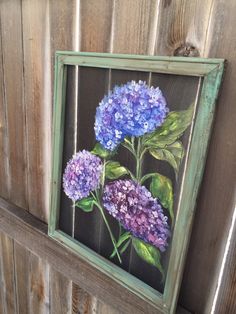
[80,0,113,53]
[154,0,213,56]
[49,1,80,313]
[50,270,72,314]
[28,252,50,313]
[71,283,95,314]
[0,241,4,314]
[0,232,17,314]
[0,0,27,208]
[179,0,236,312]
[213,208,236,313]
[22,0,51,222]
[14,242,30,313]
[21,2,51,313]
[112,0,158,54]
[96,301,122,314]
[0,12,9,201]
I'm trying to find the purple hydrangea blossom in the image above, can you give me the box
[103,179,170,251]
[94,80,169,150]
[63,150,103,201]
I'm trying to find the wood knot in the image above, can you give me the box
[174,44,199,57]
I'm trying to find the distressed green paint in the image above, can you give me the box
[55,50,224,64]
[57,53,219,77]
[49,56,67,235]
[49,52,225,314]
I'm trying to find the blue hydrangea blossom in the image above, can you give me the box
[63,150,103,201]
[94,80,169,150]
[103,179,170,251]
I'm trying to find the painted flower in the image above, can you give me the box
[103,179,170,251]
[94,80,169,150]
[63,150,103,201]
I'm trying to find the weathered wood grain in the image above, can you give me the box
[0,198,189,314]
[0,0,27,208]
[96,300,123,314]
[80,0,113,52]
[213,203,236,313]
[20,3,52,314]
[28,252,50,313]
[72,283,94,314]
[112,0,158,54]
[0,232,17,314]
[49,0,77,72]
[154,0,213,56]
[14,242,30,313]
[15,243,51,313]
[22,0,51,222]
[179,0,236,312]
[0,12,9,200]
[50,269,72,314]
[0,249,4,314]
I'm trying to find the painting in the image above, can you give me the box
[49,52,224,313]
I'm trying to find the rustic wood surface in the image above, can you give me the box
[0,0,27,209]
[22,0,51,221]
[0,0,236,313]
[14,242,30,313]
[0,231,17,314]
[50,270,72,314]
[213,202,236,313]
[0,8,9,200]
[0,197,189,314]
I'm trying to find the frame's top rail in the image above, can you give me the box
[55,52,225,77]
[55,50,225,65]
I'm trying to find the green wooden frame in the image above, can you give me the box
[49,52,224,314]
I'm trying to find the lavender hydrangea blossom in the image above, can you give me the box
[103,179,170,251]
[63,150,103,201]
[94,80,169,150]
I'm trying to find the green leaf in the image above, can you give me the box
[149,141,185,177]
[132,237,164,276]
[116,231,131,247]
[120,239,131,254]
[110,232,131,258]
[150,173,174,223]
[75,197,94,212]
[105,161,128,180]
[91,143,114,159]
[144,103,194,148]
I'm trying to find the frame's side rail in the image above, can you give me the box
[163,63,225,313]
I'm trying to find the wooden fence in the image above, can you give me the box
[0,0,235,313]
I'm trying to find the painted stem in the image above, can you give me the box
[135,137,143,183]
[93,197,122,263]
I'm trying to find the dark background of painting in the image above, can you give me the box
[59,66,200,292]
